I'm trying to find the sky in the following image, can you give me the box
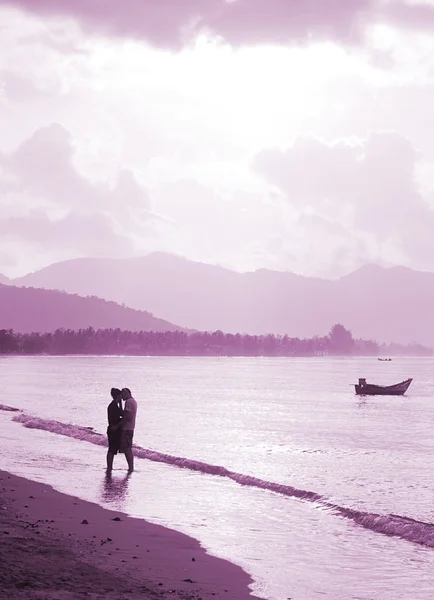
[1,0,434,278]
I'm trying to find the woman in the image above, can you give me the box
[106,387,123,472]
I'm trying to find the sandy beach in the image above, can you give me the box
[0,470,261,600]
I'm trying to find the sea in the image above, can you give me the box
[1,355,434,600]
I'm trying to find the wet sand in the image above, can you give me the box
[0,470,261,600]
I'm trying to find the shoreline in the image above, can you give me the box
[1,353,430,358]
[0,469,261,600]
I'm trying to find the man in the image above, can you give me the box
[106,387,123,472]
[120,387,137,472]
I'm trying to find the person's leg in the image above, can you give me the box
[106,450,114,471]
[123,431,134,472]
[124,448,134,472]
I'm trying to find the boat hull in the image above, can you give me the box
[355,378,413,396]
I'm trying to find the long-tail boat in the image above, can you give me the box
[355,378,413,396]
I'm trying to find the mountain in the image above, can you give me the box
[0,283,183,333]
[14,253,331,335]
[0,274,10,285]
[11,253,434,345]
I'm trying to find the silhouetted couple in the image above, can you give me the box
[106,387,138,473]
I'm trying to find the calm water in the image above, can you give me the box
[1,355,434,599]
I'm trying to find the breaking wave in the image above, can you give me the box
[0,404,21,412]
[11,411,434,549]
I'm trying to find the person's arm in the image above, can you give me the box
[109,403,124,431]
[121,400,133,428]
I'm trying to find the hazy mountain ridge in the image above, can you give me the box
[0,282,183,333]
[8,253,434,345]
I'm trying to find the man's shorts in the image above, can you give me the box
[119,430,134,453]
[107,430,121,454]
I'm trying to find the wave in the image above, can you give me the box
[0,404,21,412]
[11,411,434,549]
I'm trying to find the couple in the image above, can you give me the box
[106,387,138,473]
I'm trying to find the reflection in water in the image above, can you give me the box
[100,472,131,507]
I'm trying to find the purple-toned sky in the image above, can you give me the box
[1,0,434,278]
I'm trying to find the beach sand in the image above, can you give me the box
[0,470,261,600]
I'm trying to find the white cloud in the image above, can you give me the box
[2,5,434,278]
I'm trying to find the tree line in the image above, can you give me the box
[0,324,431,356]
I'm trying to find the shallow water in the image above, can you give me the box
[1,355,434,599]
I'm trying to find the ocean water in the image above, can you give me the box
[1,355,434,599]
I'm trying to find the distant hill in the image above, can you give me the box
[11,253,434,345]
[0,283,183,333]
[0,274,10,285]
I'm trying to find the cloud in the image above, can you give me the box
[379,1,434,34]
[153,179,287,261]
[254,131,434,270]
[5,0,434,50]
[0,70,50,104]
[2,123,152,219]
[151,178,370,278]
[0,123,164,264]
[0,211,133,256]
[206,0,373,46]
[0,249,17,269]
[0,0,211,48]
[0,0,375,48]
[3,4,434,280]
[4,124,87,204]
[253,136,359,212]
[293,211,376,277]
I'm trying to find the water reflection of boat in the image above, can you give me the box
[355,378,413,396]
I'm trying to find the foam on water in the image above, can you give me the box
[0,404,21,412]
[11,409,434,550]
